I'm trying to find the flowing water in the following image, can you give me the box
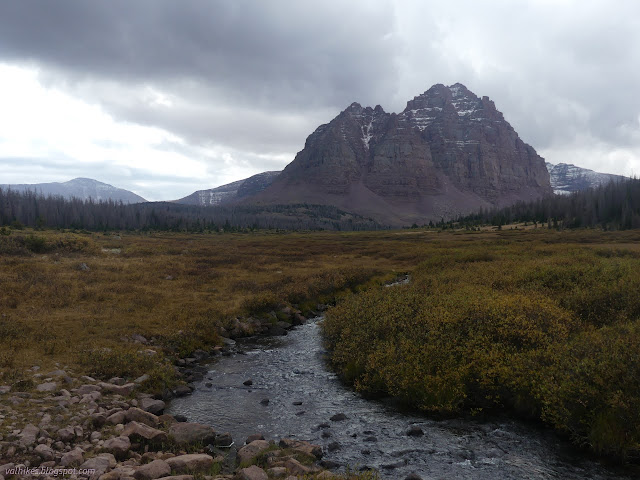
[168,319,637,479]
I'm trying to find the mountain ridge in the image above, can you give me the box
[0,177,146,204]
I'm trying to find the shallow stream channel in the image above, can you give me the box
[168,317,638,479]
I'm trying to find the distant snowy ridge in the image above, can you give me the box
[546,163,625,195]
[0,177,147,204]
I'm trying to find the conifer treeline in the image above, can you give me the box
[460,177,640,230]
[0,188,382,231]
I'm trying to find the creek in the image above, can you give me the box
[168,318,637,479]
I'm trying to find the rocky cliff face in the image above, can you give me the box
[176,171,280,206]
[254,83,551,225]
[546,162,625,195]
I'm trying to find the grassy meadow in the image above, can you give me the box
[2,226,640,461]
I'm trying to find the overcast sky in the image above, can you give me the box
[0,1,638,200]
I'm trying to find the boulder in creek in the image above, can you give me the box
[406,425,424,437]
[245,434,265,444]
[165,454,214,473]
[329,413,348,422]
[237,440,270,464]
[168,422,216,446]
[279,438,323,458]
[133,459,171,480]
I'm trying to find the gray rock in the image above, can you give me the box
[78,262,90,271]
[122,421,168,444]
[165,454,214,473]
[103,436,131,460]
[214,432,233,448]
[134,374,150,384]
[99,382,136,396]
[139,398,165,415]
[107,410,127,425]
[79,453,116,476]
[18,424,39,447]
[404,474,423,480]
[125,407,159,427]
[168,422,216,446]
[76,384,102,395]
[36,382,58,393]
[0,386,11,394]
[406,426,424,437]
[109,377,126,386]
[134,459,171,480]
[238,465,268,480]
[34,444,54,461]
[237,440,270,464]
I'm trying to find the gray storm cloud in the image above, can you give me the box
[0,0,638,198]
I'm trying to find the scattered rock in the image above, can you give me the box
[18,424,39,447]
[134,459,171,480]
[78,262,90,271]
[407,426,424,437]
[60,448,84,467]
[125,407,160,427]
[109,377,126,386]
[79,453,116,476]
[267,466,287,478]
[99,382,136,396]
[103,436,131,460]
[34,444,54,461]
[76,384,102,395]
[165,454,214,473]
[107,410,127,425]
[168,422,216,446]
[139,398,166,415]
[238,465,268,480]
[134,374,151,384]
[284,458,312,476]
[35,382,58,393]
[122,421,169,444]
[237,440,270,464]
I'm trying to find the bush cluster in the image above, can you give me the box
[323,241,640,460]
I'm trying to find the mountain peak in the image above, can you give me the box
[252,82,552,225]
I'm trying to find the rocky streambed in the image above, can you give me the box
[168,317,639,480]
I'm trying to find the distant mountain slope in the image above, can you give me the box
[546,162,625,195]
[251,83,551,226]
[175,171,280,206]
[0,177,146,204]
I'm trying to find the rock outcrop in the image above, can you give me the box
[253,83,552,225]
